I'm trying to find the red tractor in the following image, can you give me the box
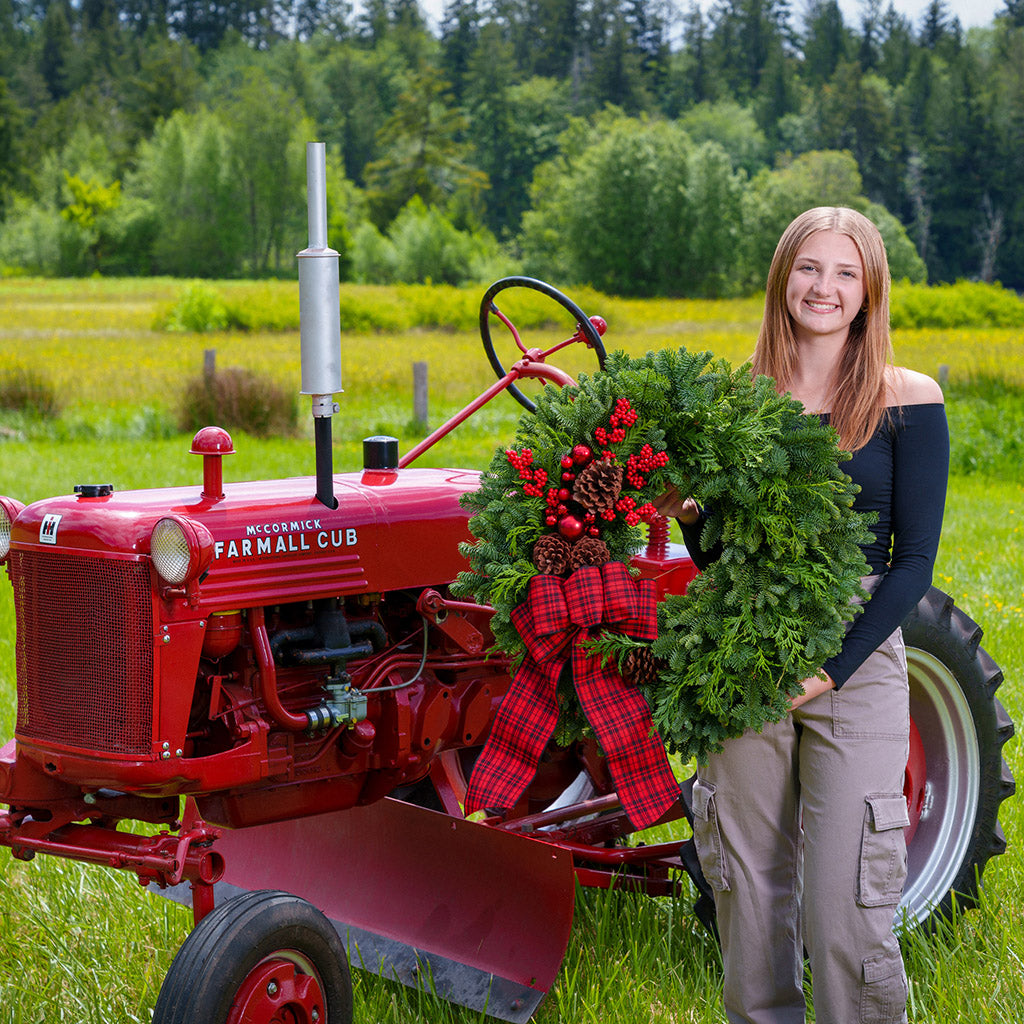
[0,147,1015,1023]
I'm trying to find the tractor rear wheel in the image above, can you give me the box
[679,586,1015,937]
[900,586,1015,929]
[153,889,353,1024]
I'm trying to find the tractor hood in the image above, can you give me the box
[6,465,483,613]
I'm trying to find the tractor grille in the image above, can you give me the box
[11,550,154,756]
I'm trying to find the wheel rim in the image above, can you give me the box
[227,950,327,1024]
[900,646,981,928]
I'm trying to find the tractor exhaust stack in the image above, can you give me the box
[297,141,343,510]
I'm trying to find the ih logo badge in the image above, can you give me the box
[39,514,62,545]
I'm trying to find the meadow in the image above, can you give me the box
[0,277,1022,1022]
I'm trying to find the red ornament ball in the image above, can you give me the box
[558,515,584,540]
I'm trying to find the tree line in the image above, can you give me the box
[0,0,1022,295]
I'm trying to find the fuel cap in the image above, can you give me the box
[363,436,399,471]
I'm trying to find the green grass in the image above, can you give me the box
[0,279,1022,1022]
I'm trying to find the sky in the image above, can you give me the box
[416,0,1005,34]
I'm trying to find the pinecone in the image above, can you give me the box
[533,532,572,575]
[569,536,611,570]
[623,645,664,688]
[572,460,623,512]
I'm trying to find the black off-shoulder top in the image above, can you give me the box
[682,403,950,689]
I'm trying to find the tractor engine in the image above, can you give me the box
[0,436,513,831]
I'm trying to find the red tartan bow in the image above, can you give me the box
[465,560,680,830]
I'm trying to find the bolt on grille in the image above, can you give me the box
[11,550,154,756]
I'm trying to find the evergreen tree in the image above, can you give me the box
[39,1,74,100]
[801,0,849,85]
[363,63,487,228]
[856,0,883,70]
[919,0,952,48]
[676,2,711,105]
[1000,0,1024,27]
[0,77,24,220]
[876,5,914,84]
[438,0,481,102]
[529,0,581,79]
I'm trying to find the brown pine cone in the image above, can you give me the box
[572,460,623,512]
[533,532,572,575]
[568,536,611,570]
[623,645,664,688]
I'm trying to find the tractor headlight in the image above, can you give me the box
[151,515,214,587]
[0,497,26,562]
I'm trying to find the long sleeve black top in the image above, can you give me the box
[682,402,950,688]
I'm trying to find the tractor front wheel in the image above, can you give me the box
[153,889,353,1024]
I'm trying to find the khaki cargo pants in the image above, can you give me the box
[693,624,911,1024]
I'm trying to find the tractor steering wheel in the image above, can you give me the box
[479,276,607,413]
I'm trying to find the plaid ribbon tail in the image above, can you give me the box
[572,644,680,831]
[465,564,679,829]
[464,657,561,816]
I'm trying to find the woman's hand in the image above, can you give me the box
[789,671,835,710]
[653,485,701,525]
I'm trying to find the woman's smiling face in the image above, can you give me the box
[785,230,867,345]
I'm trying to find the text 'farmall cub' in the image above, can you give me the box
[0,144,1014,1024]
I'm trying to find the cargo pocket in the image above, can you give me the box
[860,942,908,1024]
[857,794,910,907]
[691,779,730,892]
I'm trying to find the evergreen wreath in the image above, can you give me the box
[452,347,874,764]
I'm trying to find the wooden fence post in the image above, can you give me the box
[413,361,428,426]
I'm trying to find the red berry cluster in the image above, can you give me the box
[610,397,639,428]
[506,447,548,497]
[612,494,659,526]
[626,444,669,489]
[593,398,641,451]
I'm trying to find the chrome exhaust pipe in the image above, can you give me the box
[297,141,342,509]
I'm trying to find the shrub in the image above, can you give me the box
[0,367,63,418]
[179,366,298,437]
[156,282,232,332]
[891,281,1024,329]
[223,286,300,331]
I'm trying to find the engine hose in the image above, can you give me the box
[248,607,308,732]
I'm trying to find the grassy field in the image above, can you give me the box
[0,278,1022,1022]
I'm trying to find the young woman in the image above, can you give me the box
[655,207,948,1023]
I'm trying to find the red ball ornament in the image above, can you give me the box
[558,515,584,540]
[572,444,592,464]
[560,455,574,470]
[558,487,570,501]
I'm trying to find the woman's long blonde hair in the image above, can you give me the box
[751,206,893,451]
